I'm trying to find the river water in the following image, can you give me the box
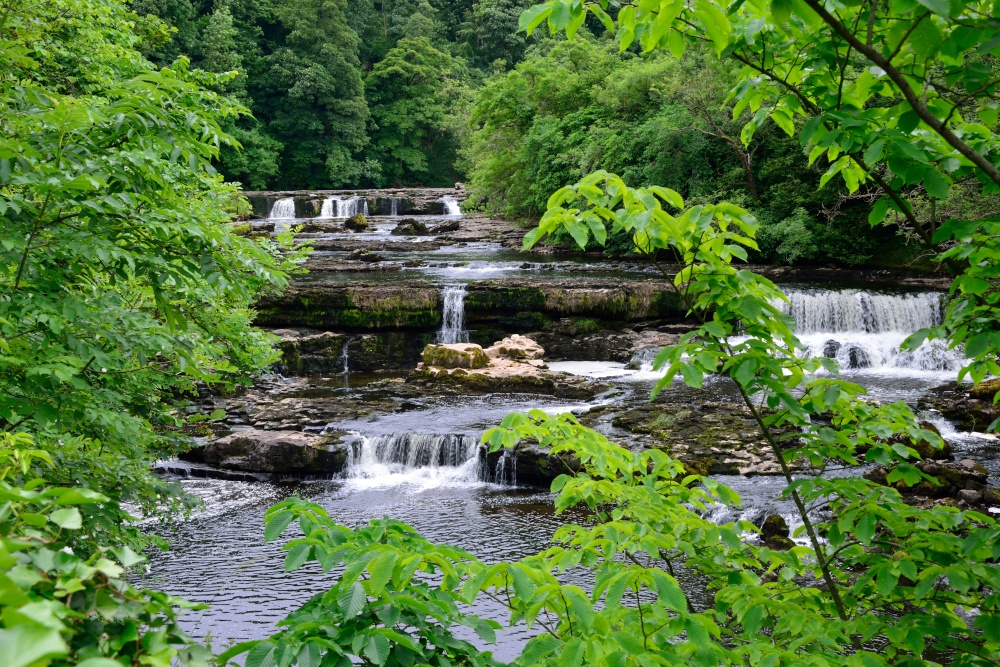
[142,198,1000,658]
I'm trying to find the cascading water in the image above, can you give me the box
[340,338,350,375]
[345,433,483,488]
[269,197,296,233]
[437,285,469,344]
[390,197,403,216]
[441,196,462,216]
[320,197,337,218]
[778,288,962,372]
[334,196,368,218]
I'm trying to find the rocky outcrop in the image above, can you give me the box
[918,381,1000,432]
[484,334,544,360]
[183,429,349,474]
[422,343,490,369]
[257,283,441,330]
[760,514,795,550]
[599,402,790,475]
[391,219,429,236]
[272,329,346,375]
[415,337,605,399]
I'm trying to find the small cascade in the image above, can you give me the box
[441,196,462,216]
[269,197,296,232]
[320,197,337,218]
[340,338,350,375]
[335,196,368,218]
[390,197,404,216]
[345,434,484,488]
[777,288,963,372]
[778,289,943,334]
[492,449,517,486]
[437,285,469,344]
[628,347,662,373]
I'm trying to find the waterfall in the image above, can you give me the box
[441,196,462,216]
[437,285,469,344]
[493,449,517,486]
[341,338,350,375]
[320,197,337,218]
[325,196,367,218]
[389,197,405,216]
[628,347,662,373]
[777,288,963,372]
[345,434,484,488]
[777,289,943,334]
[269,197,295,219]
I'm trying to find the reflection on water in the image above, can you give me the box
[142,482,572,659]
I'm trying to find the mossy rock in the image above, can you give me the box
[422,344,490,369]
[345,213,369,231]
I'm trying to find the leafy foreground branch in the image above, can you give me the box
[229,174,999,667]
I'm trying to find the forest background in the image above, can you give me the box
[139,0,928,266]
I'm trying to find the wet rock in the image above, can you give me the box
[760,514,795,550]
[391,219,429,236]
[845,345,871,369]
[958,489,983,504]
[485,335,544,361]
[604,402,791,475]
[507,443,580,488]
[422,343,490,369]
[271,329,346,375]
[428,220,460,234]
[822,340,842,358]
[347,249,384,263]
[918,381,1000,432]
[345,213,369,231]
[186,429,349,474]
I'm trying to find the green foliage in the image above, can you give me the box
[0,433,209,667]
[757,207,819,264]
[464,39,905,265]
[366,38,473,186]
[522,0,1000,252]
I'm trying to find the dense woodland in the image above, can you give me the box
[3,0,1000,666]
[136,0,927,265]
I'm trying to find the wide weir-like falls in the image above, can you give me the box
[144,189,999,658]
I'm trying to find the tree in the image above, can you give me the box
[367,37,471,185]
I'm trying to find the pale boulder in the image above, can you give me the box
[485,334,544,361]
[422,343,490,369]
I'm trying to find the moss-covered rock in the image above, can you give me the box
[189,429,349,474]
[422,344,490,369]
[391,219,429,236]
[256,284,441,330]
[345,213,369,231]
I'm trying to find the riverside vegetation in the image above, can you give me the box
[2,2,1000,667]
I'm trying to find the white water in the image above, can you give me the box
[345,433,484,490]
[390,197,403,216]
[437,285,469,344]
[340,338,350,375]
[319,196,368,218]
[441,196,462,216]
[779,288,964,373]
[268,197,296,232]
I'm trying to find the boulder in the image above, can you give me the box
[760,514,795,550]
[428,220,460,234]
[422,343,490,369]
[918,381,1000,432]
[347,249,384,263]
[345,213,369,231]
[390,219,429,236]
[485,334,544,361]
[187,429,349,474]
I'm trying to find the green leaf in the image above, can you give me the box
[914,0,950,16]
[923,170,951,199]
[49,507,82,529]
[0,626,68,667]
[264,512,295,541]
[340,582,367,617]
[560,637,584,667]
[519,4,552,34]
[367,551,396,595]
[695,0,732,54]
[680,364,704,389]
[868,197,890,226]
[246,641,276,667]
[284,543,312,571]
[364,635,390,666]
